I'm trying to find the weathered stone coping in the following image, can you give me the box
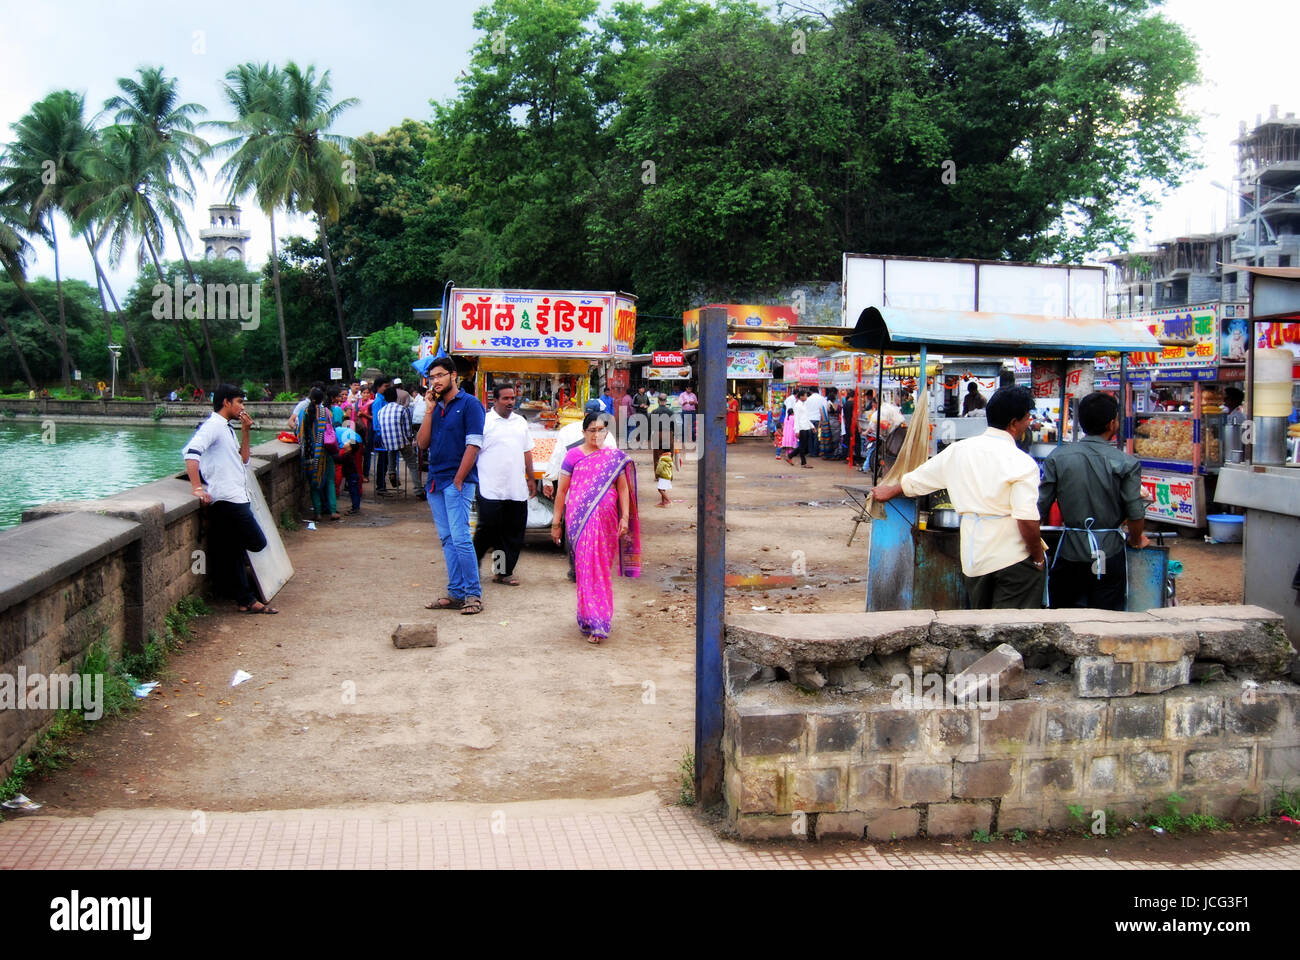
[0,514,141,613]
[725,606,1295,678]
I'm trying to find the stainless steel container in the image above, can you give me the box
[1254,416,1289,465]
[1223,419,1244,463]
[930,507,961,529]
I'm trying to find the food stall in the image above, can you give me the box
[684,304,796,437]
[1215,267,1300,658]
[834,304,1163,612]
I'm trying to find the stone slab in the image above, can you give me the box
[817,812,867,840]
[927,802,993,837]
[725,611,936,669]
[0,513,142,610]
[866,807,920,840]
[392,623,438,649]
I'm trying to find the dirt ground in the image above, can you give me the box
[24,441,1246,818]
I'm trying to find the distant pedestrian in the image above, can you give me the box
[726,394,740,443]
[794,389,815,468]
[475,385,536,586]
[183,384,276,614]
[375,382,422,496]
[336,419,363,514]
[416,357,485,615]
[963,381,986,416]
[299,387,340,522]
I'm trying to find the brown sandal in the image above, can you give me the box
[425,597,463,610]
[460,597,483,615]
[492,575,521,586]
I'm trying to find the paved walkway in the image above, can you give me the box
[3,795,1296,869]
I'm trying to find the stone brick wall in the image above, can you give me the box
[724,609,1300,841]
[0,440,301,779]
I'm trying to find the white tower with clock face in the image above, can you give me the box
[198,204,251,263]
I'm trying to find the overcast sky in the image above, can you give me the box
[0,0,1292,297]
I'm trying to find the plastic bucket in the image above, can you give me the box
[1206,513,1243,543]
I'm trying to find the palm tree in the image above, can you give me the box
[105,66,220,385]
[206,63,293,392]
[0,202,41,389]
[1,90,95,389]
[70,124,204,388]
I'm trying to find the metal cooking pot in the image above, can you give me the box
[930,507,961,529]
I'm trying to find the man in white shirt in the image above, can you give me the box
[183,384,276,614]
[475,386,536,585]
[871,386,1046,609]
[793,389,815,468]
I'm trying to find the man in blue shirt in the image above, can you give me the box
[416,357,486,615]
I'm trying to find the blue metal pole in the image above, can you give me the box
[695,306,728,807]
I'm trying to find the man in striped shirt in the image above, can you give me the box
[374,383,422,497]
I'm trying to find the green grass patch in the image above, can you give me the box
[279,511,299,532]
[677,750,696,806]
[1271,782,1300,820]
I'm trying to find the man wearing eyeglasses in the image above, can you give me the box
[416,357,486,615]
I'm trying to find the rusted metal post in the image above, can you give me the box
[695,306,727,807]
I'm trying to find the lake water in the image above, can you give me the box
[0,420,275,530]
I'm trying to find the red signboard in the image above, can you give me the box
[653,351,685,366]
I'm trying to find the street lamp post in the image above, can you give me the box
[107,344,121,399]
[347,335,363,374]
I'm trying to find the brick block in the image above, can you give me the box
[1087,755,1119,793]
[1073,656,1135,698]
[1110,699,1164,740]
[848,764,893,806]
[1224,697,1282,737]
[391,623,438,649]
[927,802,993,837]
[736,815,808,841]
[738,712,805,756]
[871,710,921,752]
[1024,758,1077,795]
[1167,696,1223,739]
[996,803,1042,833]
[1263,746,1300,782]
[725,651,764,694]
[738,769,781,814]
[947,642,1027,703]
[898,763,952,803]
[931,709,977,749]
[1182,749,1252,786]
[977,699,1042,756]
[1136,657,1192,694]
[866,807,920,841]
[788,768,844,813]
[1200,793,1263,819]
[813,712,863,753]
[1129,750,1173,787]
[953,760,1013,798]
[817,812,867,840]
[1046,702,1106,743]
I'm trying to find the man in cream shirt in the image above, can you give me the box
[871,386,1046,609]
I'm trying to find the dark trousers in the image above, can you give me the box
[374,449,391,489]
[474,497,528,576]
[339,455,361,510]
[797,428,814,465]
[1048,554,1127,611]
[965,556,1045,609]
[207,501,267,608]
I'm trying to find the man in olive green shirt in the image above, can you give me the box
[1037,391,1150,610]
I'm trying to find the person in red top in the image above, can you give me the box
[355,387,375,484]
[726,395,740,444]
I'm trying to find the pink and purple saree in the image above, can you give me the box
[562,446,641,638]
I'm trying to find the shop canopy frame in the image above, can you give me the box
[823,305,1163,483]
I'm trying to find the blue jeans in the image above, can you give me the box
[429,481,480,600]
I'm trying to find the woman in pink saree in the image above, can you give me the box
[551,413,641,643]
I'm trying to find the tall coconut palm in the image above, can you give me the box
[0,202,41,389]
[1,90,95,389]
[105,66,219,385]
[206,63,294,391]
[70,124,204,388]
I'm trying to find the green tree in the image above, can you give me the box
[359,322,421,374]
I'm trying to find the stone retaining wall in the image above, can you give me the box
[0,441,302,778]
[0,398,298,429]
[724,609,1300,841]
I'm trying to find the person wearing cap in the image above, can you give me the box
[544,399,617,582]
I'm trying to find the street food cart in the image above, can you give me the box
[684,305,796,437]
[1215,267,1300,656]
[836,304,1165,612]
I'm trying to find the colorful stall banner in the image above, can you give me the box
[784,357,821,385]
[653,351,685,366]
[1140,472,1204,527]
[1126,304,1218,370]
[644,365,692,380]
[1031,361,1094,400]
[738,411,770,438]
[684,304,798,350]
[451,288,636,358]
[1256,321,1300,360]
[726,348,774,379]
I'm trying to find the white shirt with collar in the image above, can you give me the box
[183,412,250,504]
[805,392,827,422]
[793,398,813,432]
[899,427,1041,577]
[478,409,535,501]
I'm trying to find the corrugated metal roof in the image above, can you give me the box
[844,306,1161,357]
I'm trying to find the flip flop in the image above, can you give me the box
[239,603,279,615]
[492,575,521,586]
[425,597,463,610]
